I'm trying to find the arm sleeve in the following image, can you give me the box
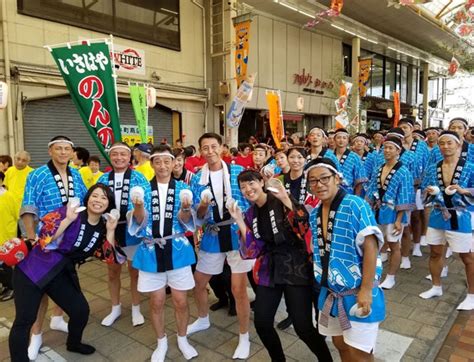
[20,171,40,216]
[354,199,384,255]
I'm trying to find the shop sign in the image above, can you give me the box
[292,68,334,93]
[121,124,153,146]
[112,44,146,76]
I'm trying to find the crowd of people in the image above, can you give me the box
[0,117,473,362]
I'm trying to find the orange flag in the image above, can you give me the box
[393,91,400,127]
[265,90,284,149]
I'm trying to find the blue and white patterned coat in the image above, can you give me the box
[98,170,151,247]
[190,164,249,253]
[366,164,415,225]
[310,194,385,323]
[131,180,196,272]
[373,147,420,183]
[21,165,87,219]
[337,151,367,194]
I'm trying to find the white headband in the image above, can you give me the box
[386,132,404,139]
[309,128,327,138]
[305,163,343,179]
[108,145,131,153]
[439,133,461,144]
[48,140,74,148]
[353,135,369,144]
[150,152,175,160]
[384,140,402,150]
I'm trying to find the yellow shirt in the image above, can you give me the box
[0,190,19,244]
[4,165,34,211]
[135,161,155,181]
[79,166,104,189]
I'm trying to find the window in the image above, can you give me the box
[343,44,352,77]
[385,60,397,97]
[401,64,408,103]
[370,55,384,98]
[18,0,180,51]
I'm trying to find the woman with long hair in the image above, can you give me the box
[8,184,120,362]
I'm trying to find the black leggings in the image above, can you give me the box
[9,267,90,362]
[254,284,333,362]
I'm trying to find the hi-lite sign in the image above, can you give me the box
[292,68,334,94]
[112,44,146,76]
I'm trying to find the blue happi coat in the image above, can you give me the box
[408,139,430,181]
[421,160,474,233]
[310,194,385,323]
[98,170,151,247]
[191,163,249,253]
[307,148,340,171]
[336,150,367,194]
[132,180,196,272]
[21,164,87,219]
[373,147,420,183]
[366,163,415,225]
[427,141,474,167]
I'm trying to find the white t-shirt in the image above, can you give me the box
[210,169,224,219]
[158,182,168,236]
[113,172,125,210]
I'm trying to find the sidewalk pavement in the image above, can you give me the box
[0,244,472,361]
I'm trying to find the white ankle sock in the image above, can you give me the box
[419,285,443,299]
[177,335,198,360]
[50,315,68,333]
[445,247,453,258]
[400,257,411,269]
[412,244,422,257]
[101,304,121,327]
[151,336,168,362]
[381,252,388,263]
[232,332,250,359]
[457,294,474,311]
[380,275,396,290]
[28,333,43,360]
[187,315,210,335]
[420,235,427,246]
[131,304,145,326]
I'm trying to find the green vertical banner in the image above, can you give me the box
[129,83,148,143]
[48,40,121,162]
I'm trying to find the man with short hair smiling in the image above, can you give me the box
[307,157,385,362]
[419,131,474,311]
[306,127,339,166]
[252,144,268,171]
[425,127,440,151]
[132,144,198,361]
[97,142,151,328]
[21,136,88,359]
[187,132,253,359]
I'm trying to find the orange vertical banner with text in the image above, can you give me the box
[393,91,400,127]
[235,20,251,87]
[358,58,372,97]
[265,90,284,149]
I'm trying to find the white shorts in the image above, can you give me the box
[196,250,255,275]
[318,315,379,354]
[378,224,404,243]
[137,266,195,293]
[426,227,473,253]
[122,245,138,261]
[415,189,424,211]
[471,211,474,230]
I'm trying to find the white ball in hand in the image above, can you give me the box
[445,185,457,196]
[200,189,213,203]
[428,186,440,195]
[180,189,193,203]
[130,186,145,202]
[110,209,120,220]
[69,197,81,209]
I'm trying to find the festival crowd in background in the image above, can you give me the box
[0,117,473,362]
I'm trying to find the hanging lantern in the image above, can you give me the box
[386,108,393,118]
[297,96,304,112]
[146,87,157,108]
[0,81,8,109]
[412,108,418,117]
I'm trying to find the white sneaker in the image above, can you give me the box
[400,257,411,269]
[419,286,443,299]
[131,304,145,327]
[177,335,198,360]
[151,336,168,362]
[425,266,448,280]
[412,244,422,257]
[380,275,396,290]
[457,294,474,311]
[232,333,250,360]
[101,304,122,327]
[187,316,210,335]
[381,252,388,263]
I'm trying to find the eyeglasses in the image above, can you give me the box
[308,175,334,186]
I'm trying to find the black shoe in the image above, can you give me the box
[228,303,236,316]
[67,343,96,355]
[210,299,228,311]
[277,316,292,330]
[0,288,13,302]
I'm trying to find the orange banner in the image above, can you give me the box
[265,90,284,149]
[235,21,251,87]
[358,58,372,97]
[393,91,400,127]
